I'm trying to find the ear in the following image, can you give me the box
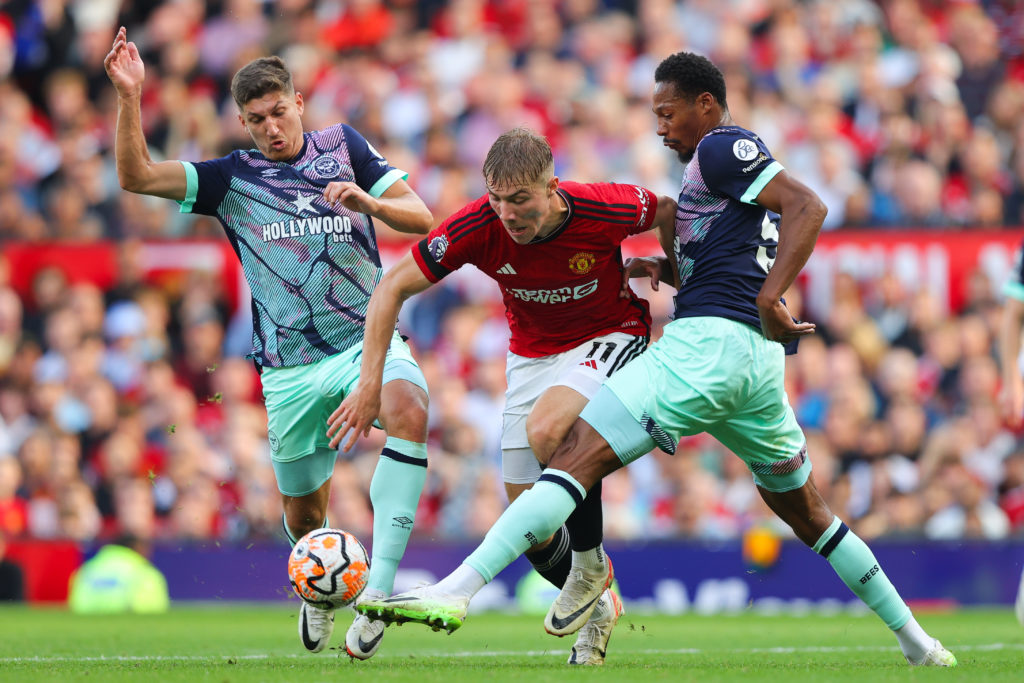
[237,112,247,133]
[547,175,559,195]
[698,91,716,114]
[295,91,304,116]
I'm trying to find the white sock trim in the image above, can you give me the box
[436,563,487,600]
[572,545,607,570]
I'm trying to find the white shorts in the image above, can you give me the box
[501,331,646,483]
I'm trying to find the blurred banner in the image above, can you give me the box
[7,230,1024,319]
[9,538,1022,611]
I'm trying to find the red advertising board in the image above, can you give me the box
[5,230,1024,318]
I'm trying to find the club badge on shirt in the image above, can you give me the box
[312,155,341,178]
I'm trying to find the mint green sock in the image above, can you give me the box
[465,470,583,582]
[814,517,911,630]
[366,437,427,595]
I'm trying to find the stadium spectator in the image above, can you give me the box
[0,532,25,602]
[67,534,169,614]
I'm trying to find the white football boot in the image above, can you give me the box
[568,588,624,666]
[298,602,335,653]
[545,558,614,636]
[358,584,470,634]
[345,613,386,660]
[905,639,957,667]
[345,589,387,660]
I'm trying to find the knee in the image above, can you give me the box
[381,386,429,440]
[525,414,562,463]
[545,422,614,490]
[285,506,326,538]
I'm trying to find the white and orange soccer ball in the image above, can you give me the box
[287,528,369,609]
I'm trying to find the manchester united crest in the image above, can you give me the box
[569,252,596,274]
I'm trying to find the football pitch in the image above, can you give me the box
[0,605,1021,682]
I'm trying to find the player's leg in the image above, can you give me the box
[755,477,956,666]
[526,333,645,595]
[263,360,344,654]
[366,378,429,596]
[359,417,622,633]
[506,479,572,589]
[275,455,339,654]
[345,334,430,659]
[711,320,955,667]
[1016,568,1024,626]
[358,328,677,633]
[501,350,576,591]
[529,388,607,576]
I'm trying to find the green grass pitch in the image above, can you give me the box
[0,605,1021,682]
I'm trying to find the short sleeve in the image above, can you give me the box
[619,185,659,236]
[697,132,784,205]
[341,124,408,198]
[411,201,491,282]
[178,154,233,216]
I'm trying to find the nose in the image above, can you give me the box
[499,203,516,222]
[656,121,667,137]
[266,119,281,136]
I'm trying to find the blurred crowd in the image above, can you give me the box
[3,0,1024,239]
[2,0,1024,548]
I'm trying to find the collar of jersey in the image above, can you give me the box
[527,188,573,245]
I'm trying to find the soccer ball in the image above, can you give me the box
[287,528,369,609]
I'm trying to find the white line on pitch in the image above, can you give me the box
[0,643,1021,663]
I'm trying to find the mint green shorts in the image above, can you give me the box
[261,331,427,496]
[579,317,810,493]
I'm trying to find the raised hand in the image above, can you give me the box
[103,26,145,98]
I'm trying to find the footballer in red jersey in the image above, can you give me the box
[412,181,656,358]
[329,128,676,665]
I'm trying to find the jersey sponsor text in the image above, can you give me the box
[507,278,598,304]
[260,215,354,243]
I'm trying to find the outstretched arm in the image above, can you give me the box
[104,27,186,200]
[999,296,1024,428]
[327,253,434,450]
[323,178,433,234]
[752,170,826,343]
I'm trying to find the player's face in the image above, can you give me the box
[652,82,702,163]
[487,177,558,244]
[239,90,305,161]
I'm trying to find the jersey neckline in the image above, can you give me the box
[527,188,574,245]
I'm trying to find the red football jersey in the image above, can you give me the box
[411,181,657,357]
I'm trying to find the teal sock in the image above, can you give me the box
[366,437,427,595]
[813,517,911,630]
[465,470,583,582]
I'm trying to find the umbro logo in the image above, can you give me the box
[261,168,280,176]
[496,263,517,275]
[392,516,413,529]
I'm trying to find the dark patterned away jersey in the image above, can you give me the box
[412,181,656,357]
[178,123,407,367]
[671,125,785,332]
